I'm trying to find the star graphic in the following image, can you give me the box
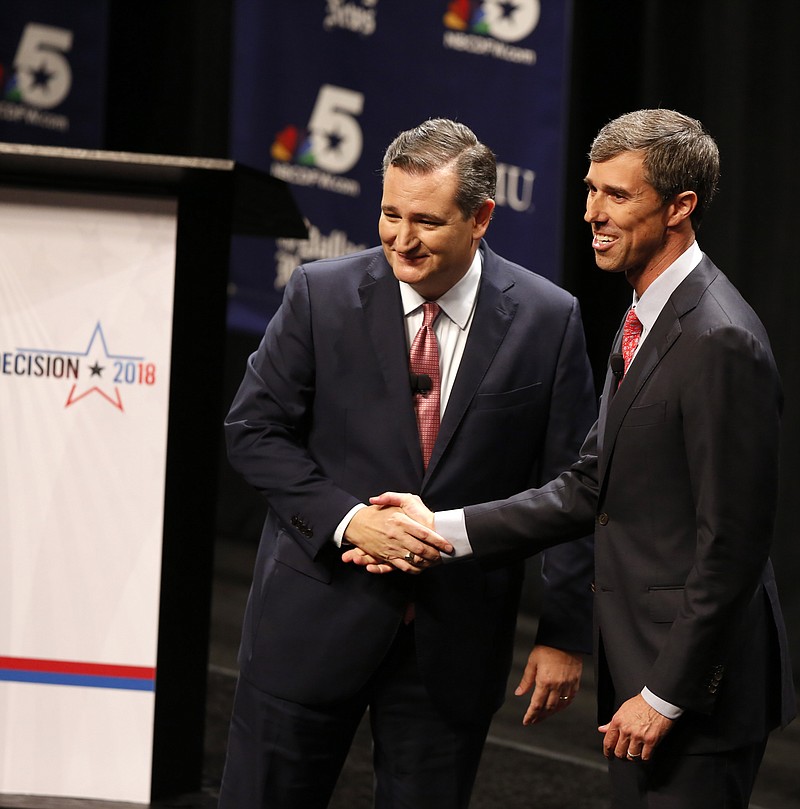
[64,323,143,412]
[18,322,143,412]
[66,382,124,411]
[324,129,344,154]
[499,1,519,20]
[29,61,55,92]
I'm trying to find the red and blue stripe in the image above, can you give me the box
[0,656,156,691]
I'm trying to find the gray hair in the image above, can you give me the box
[382,118,496,218]
[589,109,720,230]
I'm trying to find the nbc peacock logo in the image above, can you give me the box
[443,0,540,63]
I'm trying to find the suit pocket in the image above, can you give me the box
[626,400,666,427]
[647,586,684,623]
[474,382,542,410]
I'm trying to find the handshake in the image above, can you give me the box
[341,492,455,575]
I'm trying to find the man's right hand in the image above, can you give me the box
[369,491,435,527]
[342,499,450,575]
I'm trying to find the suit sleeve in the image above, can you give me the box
[533,297,598,654]
[224,267,361,557]
[645,324,782,712]
[465,422,600,560]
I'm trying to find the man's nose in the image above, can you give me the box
[584,194,605,223]
[395,221,419,250]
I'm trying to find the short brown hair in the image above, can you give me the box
[382,118,496,218]
[589,109,720,230]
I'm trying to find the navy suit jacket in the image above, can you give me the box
[225,241,597,725]
[464,256,796,749]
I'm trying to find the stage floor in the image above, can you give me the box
[1,537,797,809]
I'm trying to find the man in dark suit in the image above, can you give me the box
[358,110,796,808]
[218,118,597,809]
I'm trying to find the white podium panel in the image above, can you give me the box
[0,187,178,803]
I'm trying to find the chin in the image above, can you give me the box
[393,266,428,285]
[594,255,621,273]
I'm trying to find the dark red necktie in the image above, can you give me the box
[409,301,441,468]
[621,307,643,377]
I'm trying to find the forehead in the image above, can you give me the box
[585,150,649,187]
[381,165,460,210]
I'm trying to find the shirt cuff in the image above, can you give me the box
[434,509,474,562]
[334,503,367,547]
[641,687,684,720]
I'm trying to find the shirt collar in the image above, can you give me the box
[632,241,703,332]
[399,249,482,329]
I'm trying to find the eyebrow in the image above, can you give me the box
[584,177,631,197]
[381,204,446,221]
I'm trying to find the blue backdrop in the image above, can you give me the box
[0,0,107,148]
[229,0,573,333]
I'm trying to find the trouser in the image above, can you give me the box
[218,623,492,809]
[608,738,768,809]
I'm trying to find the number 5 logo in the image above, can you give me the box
[13,23,73,109]
[307,85,364,174]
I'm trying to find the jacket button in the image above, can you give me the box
[597,513,609,526]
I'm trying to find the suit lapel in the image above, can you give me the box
[598,258,720,485]
[358,254,422,470]
[598,308,682,483]
[595,318,624,461]
[424,245,517,482]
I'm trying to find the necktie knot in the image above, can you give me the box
[421,301,441,329]
[621,307,643,375]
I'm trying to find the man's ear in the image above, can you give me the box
[473,199,495,238]
[666,190,697,228]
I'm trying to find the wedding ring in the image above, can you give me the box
[403,551,415,563]
[559,696,570,701]
[627,751,641,759]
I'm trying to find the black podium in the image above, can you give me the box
[0,143,305,803]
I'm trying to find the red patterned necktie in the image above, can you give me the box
[621,307,643,376]
[409,301,441,468]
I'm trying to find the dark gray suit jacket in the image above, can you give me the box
[225,241,597,726]
[465,255,796,751]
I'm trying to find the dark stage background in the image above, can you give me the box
[101,0,800,682]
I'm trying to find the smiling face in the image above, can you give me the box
[379,164,494,300]
[584,151,695,295]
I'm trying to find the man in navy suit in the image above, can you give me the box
[218,119,597,809]
[359,110,796,808]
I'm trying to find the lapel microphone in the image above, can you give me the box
[409,372,433,394]
[610,353,624,381]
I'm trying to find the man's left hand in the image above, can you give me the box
[516,645,583,725]
[598,694,674,761]
[342,545,396,574]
